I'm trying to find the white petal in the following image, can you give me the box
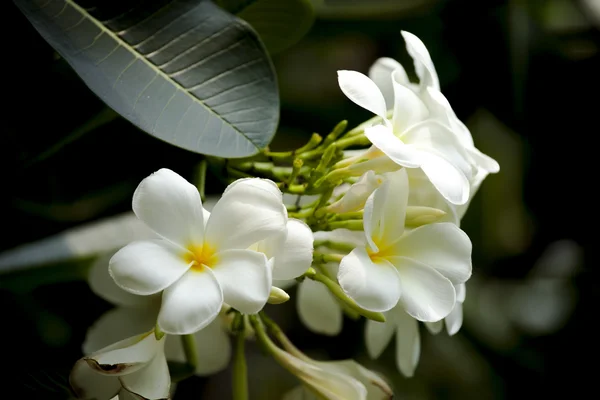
[119,342,170,400]
[401,31,440,90]
[391,257,456,322]
[87,332,160,376]
[70,359,121,400]
[419,150,470,205]
[364,125,422,169]
[424,320,443,335]
[338,247,401,312]
[272,219,314,280]
[205,178,287,251]
[297,279,343,336]
[327,171,382,214]
[391,75,429,133]
[89,253,154,307]
[83,307,158,355]
[406,168,460,225]
[402,120,473,179]
[211,249,271,314]
[368,57,406,108]
[158,269,223,335]
[337,70,388,118]
[456,283,466,303]
[282,386,315,400]
[365,318,395,359]
[445,303,463,336]
[468,146,500,173]
[109,239,191,296]
[389,223,472,284]
[394,310,421,377]
[314,360,394,400]
[132,168,204,246]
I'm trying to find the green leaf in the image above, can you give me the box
[219,0,315,54]
[15,0,279,157]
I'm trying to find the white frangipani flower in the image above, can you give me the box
[70,331,169,400]
[337,169,472,321]
[109,169,287,335]
[327,171,383,214]
[86,254,231,376]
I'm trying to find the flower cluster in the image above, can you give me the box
[70,30,497,399]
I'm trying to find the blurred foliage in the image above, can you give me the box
[2,0,598,398]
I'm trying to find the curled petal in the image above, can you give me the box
[211,249,271,314]
[368,57,406,108]
[338,247,402,312]
[401,31,440,90]
[391,76,429,133]
[298,279,343,336]
[337,70,388,118]
[394,310,421,377]
[328,171,382,214]
[468,146,500,173]
[390,257,456,322]
[205,178,286,251]
[445,303,464,336]
[158,269,223,335]
[389,223,472,284]
[419,150,470,205]
[132,168,204,246]
[271,219,314,280]
[109,239,191,296]
[119,342,170,400]
[70,359,120,400]
[364,125,422,169]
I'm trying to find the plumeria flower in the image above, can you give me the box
[110,168,287,335]
[86,254,231,376]
[337,168,472,321]
[70,330,169,400]
[365,283,467,377]
[282,359,393,400]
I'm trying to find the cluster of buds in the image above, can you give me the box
[71,31,498,399]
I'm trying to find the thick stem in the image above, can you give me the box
[181,334,198,371]
[196,159,208,202]
[232,315,249,400]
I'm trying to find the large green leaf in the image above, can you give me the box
[15,0,279,157]
[219,0,315,54]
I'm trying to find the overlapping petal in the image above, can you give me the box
[419,150,470,205]
[364,125,422,169]
[298,279,343,336]
[368,57,406,107]
[132,168,204,246]
[271,219,314,280]
[365,318,395,359]
[158,269,223,335]
[87,333,159,376]
[338,247,402,312]
[109,239,191,296]
[337,70,388,118]
[391,73,429,133]
[394,310,420,377]
[401,31,440,90]
[70,359,121,400]
[119,344,170,400]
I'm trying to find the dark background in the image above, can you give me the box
[2,0,598,398]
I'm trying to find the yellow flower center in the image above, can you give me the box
[184,243,218,272]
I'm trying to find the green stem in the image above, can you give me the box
[313,252,343,264]
[232,314,249,400]
[258,312,310,361]
[304,268,386,323]
[181,334,198,371]
[196,159,208,202]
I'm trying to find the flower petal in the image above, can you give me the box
[456,283,466,303]
[211,249,271,314]
[394,310,421,377]
[158,269,223,335]
[338,70,388,118]
[401,31,440,90]
[365,318,395,359]
[271,219,314,280]
[70,359,121,400]
[89,253,155,307]
[314,360,394,400]
[164,317,232,376]
[368,57,406,108]
[86,332,160,376]
[364,125,422,169]
[83,307,159,355]
[205,178,287,251]
[419,150,470,205]
[407,168,459,225]
[389,223,472,284]
[298,279,343,336]
[119,342,170,400]
[327,171,382,214]
[338,247,402,312]
[132,168,204,246]
[445,302,463,336]
[390,257,456,322]
[391,74,429,133]
[424,320,443,335]
[468,146,500,173]
[109,239,191,296]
